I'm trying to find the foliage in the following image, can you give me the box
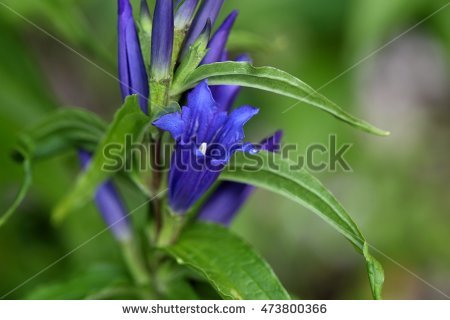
[21,0,450,300]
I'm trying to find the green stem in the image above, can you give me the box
[120,239,151,288]
[156,209,186,247]
[171,27,188,73]
[150,79,171,114]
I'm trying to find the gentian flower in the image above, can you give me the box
[150,0,174,81]
[179,5,275,225]
[198,131,283,226]
[153,81,259,213]
[79,150,131,241]
[118,0,149,113]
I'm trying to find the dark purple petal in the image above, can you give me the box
[118,0,149,113]
[197,131,283,225]
[184,80,218,143]
[175,0,199,30]
[150,0,174,80]
[235,54,252,63]
[94,183,132,241]
[181,0,225,57]
[213,105,259,149]
[78,150,131,241]
[210,54,252,111]
[168,147,223,212]
[201,11,238,65]
[153,111,185,140]
[259,130,283,152]
[153,81,221,144]
[191,19,212,55]
[218,49,229,62]
[197,182,254,225]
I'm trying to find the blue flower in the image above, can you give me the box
[79,150,131,241]
[153,81,259,212]
[150,0,174,81]
[198,131,283,226]
[118,0,149,113]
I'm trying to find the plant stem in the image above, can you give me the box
[120,239,151,289]
[150,79,171,114]
[149,133,164,241]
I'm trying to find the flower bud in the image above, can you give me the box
[150,0,174,81]
[118,0,149,113]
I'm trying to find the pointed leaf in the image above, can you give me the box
[221,151,384,299]
[164,223,291,300]
[15,108,107,160]
[1,109,106,228]
[26,264,132,300]
[52,96,151,222]
[171,62,389,136]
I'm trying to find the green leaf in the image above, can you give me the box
[221,151,384,299]
[164,223,291,300]
[171,62,389,136]
[171,24,210,93]
[1,109,106,228]
[138,17,152,72]
[15,108,107,161]
[26,264,133,300]
[151,101,182,123]
[52,95,151,223]
[156,262,200,300]
[364,243,385,300]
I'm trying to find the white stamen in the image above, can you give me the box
[199,142,207,155]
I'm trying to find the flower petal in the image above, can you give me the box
[150,0,174,80]
[78,150,131,241]
[185,81,218,142]
[118,0,149,113]
[259,130,283,152]
[181,0,225,57]
[201,11,238,65]
[153,111,185,140]
[197,131,283,226]
[175,0,199,30]
[198,182,253,225]
[168,147,223,212]
[214,105,259,147]
[94,182,132,241]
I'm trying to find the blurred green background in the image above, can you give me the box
[1,0,449,299]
